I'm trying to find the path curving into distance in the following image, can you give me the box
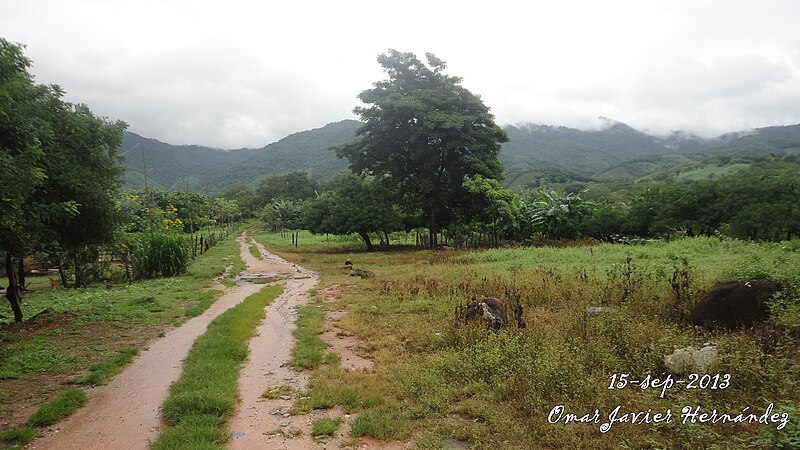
[30,233,286,450]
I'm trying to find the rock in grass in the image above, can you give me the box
[691,279,781,330]
[586,306,614,317]
[349,268,375,279]
[664,344,720,374]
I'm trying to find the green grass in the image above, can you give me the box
[70,347,138,385]
[290,305,327,370]
[0,335,80,379]
[27,388,87,427]
[0,427,37,447]
[298,367,382,413]
[151,285,282,450]
[311,417,342,436]
[188,234,246,282]
[675,163,751,181]
[460,236,800,289]
[350,411,404,439]
[247,239,261,258]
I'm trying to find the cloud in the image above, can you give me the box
[623,54,800,135]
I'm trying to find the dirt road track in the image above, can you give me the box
[227,236,320,449]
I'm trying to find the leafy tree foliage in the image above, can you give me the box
[33,102,126,287]
[255,171,317,208]
[461,175,522,244]
[578,202,630,241]
[522,189,588,240]
[303,175,402,251]
[337,50,508,247]
[624,165,800,241]
[1,40,125,318]
[260,199,304,232]
[219,185,256,217]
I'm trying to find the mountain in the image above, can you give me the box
[116,119,800,193]
[118,120,361,192]
[118,132,258,191]
[706,124,800,157]
[500,120,704,174]
[206,120,362,191]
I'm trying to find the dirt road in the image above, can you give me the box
[226,236,321,449]
[30,233,312,450]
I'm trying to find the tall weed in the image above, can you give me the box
[131,232,192,279]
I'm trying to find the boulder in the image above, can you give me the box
[664,344,720,374]
[691,279,781,330]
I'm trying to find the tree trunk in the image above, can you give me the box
[5,253,23,323]
[58,263,69,288]
[358,231,375,252]
[428,208,438,248]
[18,257,26,292]
[383,231,390,247]
[73,253,83,288]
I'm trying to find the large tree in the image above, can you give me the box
[1,39,126,316]
[0,39,47,321]
[337,50,508,247]
[255,171,318,208]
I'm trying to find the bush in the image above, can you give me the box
[131,232,192,279]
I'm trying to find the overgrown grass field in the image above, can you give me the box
[253,230,800,449]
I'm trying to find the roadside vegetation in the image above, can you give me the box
[290,305,328,370]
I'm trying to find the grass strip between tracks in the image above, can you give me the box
[151,284,283,450]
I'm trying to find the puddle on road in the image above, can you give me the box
[242,276,282,284]
[238,271,314,284]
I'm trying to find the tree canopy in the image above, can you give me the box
[337,50,508,247]
[303,175,401,251]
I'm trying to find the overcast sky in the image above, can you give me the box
[3,0,800,149]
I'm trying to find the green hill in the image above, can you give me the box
[118,132,258,192]
[206,120,362,191]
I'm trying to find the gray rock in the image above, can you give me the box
[664,344,720,374]
[585,306,614,316]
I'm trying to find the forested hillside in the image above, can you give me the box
[207,119,361,191]
[118,120,361,192]
[119,132,258,191]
